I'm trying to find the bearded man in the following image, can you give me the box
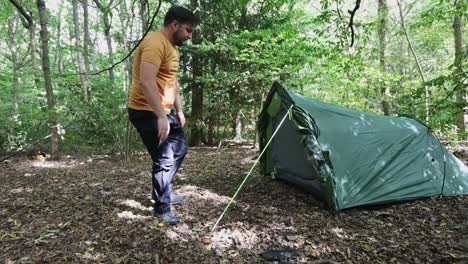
[128,6,199,225]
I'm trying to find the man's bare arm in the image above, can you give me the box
[139,61,170,141]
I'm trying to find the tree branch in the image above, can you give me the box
[92,0,104,11]
[336,1,343,23]
[7,0,33,27]
[1,52,13,62]
[60,0,162,77]
[347,0,361,47]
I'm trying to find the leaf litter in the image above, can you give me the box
[0,145,467,263]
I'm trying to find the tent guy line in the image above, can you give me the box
[211,104,294,232]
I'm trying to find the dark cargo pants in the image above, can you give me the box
[128,108,188,214]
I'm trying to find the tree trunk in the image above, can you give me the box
[234,112,243,141]
[72,0,90,102]
[55,2,64,74]
[216,111,221,144]
[397,0,429,123]
[207,107,214,145]
[207,31,218,146]
[8,17,21,117]
[118,0,131,91]
[37,0,59,158]
[94,0,116,88]
[104,20,116,88]
[140,0,148,34]
[8,0,41,89]
[453,0,466,134]
[378,0,391,115]
[189,0,203,146]
[190,51,203,146]
[82,0,93,77]
[26,15,41,90]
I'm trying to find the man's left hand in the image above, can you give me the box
[177,111,186,127]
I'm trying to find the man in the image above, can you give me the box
[128,6,199,225]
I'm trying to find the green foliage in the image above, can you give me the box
[52,74,129,154]
[237,0,249,9]
[0,0,465,154]
[419,0,467,24]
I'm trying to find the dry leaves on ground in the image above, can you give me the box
[1,145,467,263]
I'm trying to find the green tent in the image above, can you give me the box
[258,82,468,211]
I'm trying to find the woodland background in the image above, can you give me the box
[0,0,466,158]
[1,1,467,263]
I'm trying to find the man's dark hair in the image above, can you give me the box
[163,6,199,27]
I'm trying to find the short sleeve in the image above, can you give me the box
[140,37,164,66]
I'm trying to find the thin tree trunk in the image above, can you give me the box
[140,0,148,34]
[189,0,203,146]
[26,14,41,90]
[104,22,116,87]
[252,94,258,148]
[126,0,136,86]
[8,0,40,89]
[82,0,92,77]
[234,112,243,142]
[208,114,214,145]
[120,0,134,162]
[453,0,466,134]
[55,2,64,74]
[378,0,391,115]
[216,111,221,144]
[397,0,429,123]
[8,17,20,116]
[83,0,97,72]
[72,0,90,102]
[94,0,116,88]
[190,51,203,145]
[207,32,218,146]
[118,0,131,91]
[37,0,59,158]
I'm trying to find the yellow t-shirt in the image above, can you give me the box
[128,29,180,113]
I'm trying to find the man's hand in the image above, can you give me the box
[158,116,170,143]
[177,111,186,127]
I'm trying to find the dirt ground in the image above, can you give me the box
[1,145,467,263]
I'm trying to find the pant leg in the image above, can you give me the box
[166,112,188,182]
[151,140,174,213]
[128,108,173,214]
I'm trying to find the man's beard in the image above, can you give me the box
[173,30,186,46]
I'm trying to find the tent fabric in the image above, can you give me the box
[258,82,468,211]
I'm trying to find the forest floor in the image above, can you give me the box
[1,144,467,263]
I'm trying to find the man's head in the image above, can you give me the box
[163,6,199,46]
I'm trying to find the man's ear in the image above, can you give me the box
[171,20,180,31]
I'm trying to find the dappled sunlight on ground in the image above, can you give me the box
[110,182,312,256]
[142,183,312,257]
[113,199,152,212]
[9,187,33,194]
[207,224,260,255]
[176,185,231,206]
[1,145,467,263]
[30,160,80,169]
[75,250,105,262]
[117,211,150,221]
[10,155,85,169]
